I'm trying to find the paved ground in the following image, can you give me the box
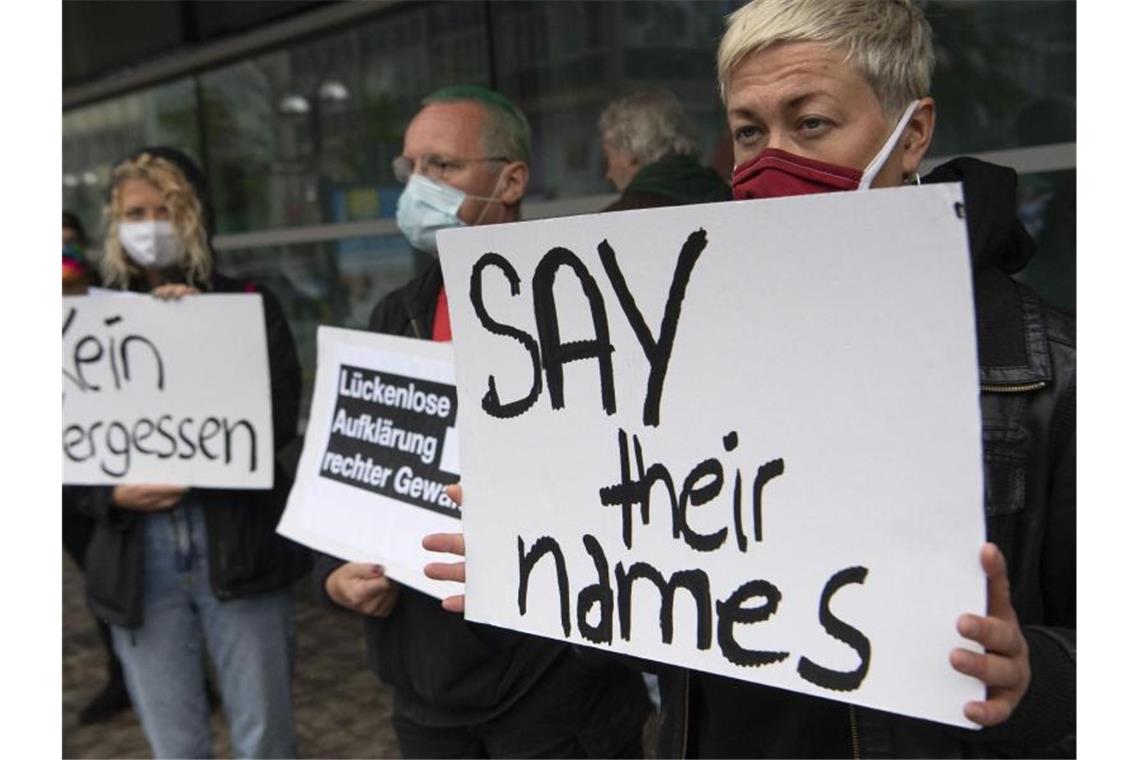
[63,554,401,759]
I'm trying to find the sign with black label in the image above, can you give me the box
[319,364,459,518]
[278,327,462,599]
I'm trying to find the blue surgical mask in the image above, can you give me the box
[396,174,468,255]
[396,172,506,256]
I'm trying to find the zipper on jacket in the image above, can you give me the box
[848,704,860,759]
[980,381,1047,393]
[403,296,424,339]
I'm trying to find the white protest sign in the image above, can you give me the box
[62,294,274,488]
[437,184,987,728]
[277,326,461,599]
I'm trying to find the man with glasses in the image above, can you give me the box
[316,85,650,759]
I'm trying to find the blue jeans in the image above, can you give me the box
[110,500,298,759]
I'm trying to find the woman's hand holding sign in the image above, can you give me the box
[151,284,200,300]
[112,484,188,511]
[950,543,1032,726]
[422,483,467,613]
[422,487,1030,727]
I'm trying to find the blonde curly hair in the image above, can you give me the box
[101,152,212,289]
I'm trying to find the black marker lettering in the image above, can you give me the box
[223,417,257,472]
[101,422,131,477]
[470,254,543,418]
[796,566,872,692]
[62,424,90,462]
[74,336,104,392]
[752,458,785,542]
[517,535,571,637]
[199,417,222,460]
[716,579,789,667]
[616,561,712,650]
[131,418,157,455]
[62,308,88,392]
[596,228,707,426]
[120,335,165,390]
[532,247,616,416]
[576,534,614,644]
[177,418,197,459]
[154,415,177,458]
[679,458,728,552]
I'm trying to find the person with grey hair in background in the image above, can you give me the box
[598,89,730,211]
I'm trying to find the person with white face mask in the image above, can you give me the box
[71,146,309,758]
[316,85,652,759]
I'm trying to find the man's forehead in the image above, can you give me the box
[404,101,487,155]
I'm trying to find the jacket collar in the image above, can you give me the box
[973,267,1052,386]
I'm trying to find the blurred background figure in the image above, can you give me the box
[62,211,94,296]
[598,89,730,211]
[62,210,132,726]
[70,146,309,759]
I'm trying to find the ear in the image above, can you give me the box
[900,97,936,178]
[497,160,529,206]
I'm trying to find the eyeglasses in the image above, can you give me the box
[392,153,509,184]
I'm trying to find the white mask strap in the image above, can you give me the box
[472,167,507,226]
[859,100,920,190]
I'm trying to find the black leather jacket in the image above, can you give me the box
[69,272,312,628]
[656,159,1076,758]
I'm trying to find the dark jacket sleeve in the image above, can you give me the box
[258,285,302,453]
[988,374,1076,753]
[959,370,1075,754]
[312,550,353,608]
[66,484,131,527]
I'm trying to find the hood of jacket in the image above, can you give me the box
[923,157,1058,383]
[921,156,1036,274]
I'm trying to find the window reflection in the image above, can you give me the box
[62,0,1078,360]
[925,0,1076,156]
[1014,169,1076,314]
[62,78,201,250]
[216,234,416,418]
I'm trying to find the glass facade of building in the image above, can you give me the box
[63,0,1076,413]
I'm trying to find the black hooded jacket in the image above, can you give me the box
[67,146,311,628]
[654,158,1076,758]
[311,262,651,752]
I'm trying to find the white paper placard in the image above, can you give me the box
[62,293,274,488]
[437,184,987,728]
[277,326,462,599]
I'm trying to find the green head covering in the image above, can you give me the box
[423,84,531,163]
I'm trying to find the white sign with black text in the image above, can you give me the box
[277,326,461,599]
[437,184,987,728]
[62,294,274,489]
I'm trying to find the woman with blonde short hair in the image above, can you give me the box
[72,146,310,758]
[423,2,1075,757]
[646,1,1074,756]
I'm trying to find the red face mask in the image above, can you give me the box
[731,149,861,200]
[731,100,920,201]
